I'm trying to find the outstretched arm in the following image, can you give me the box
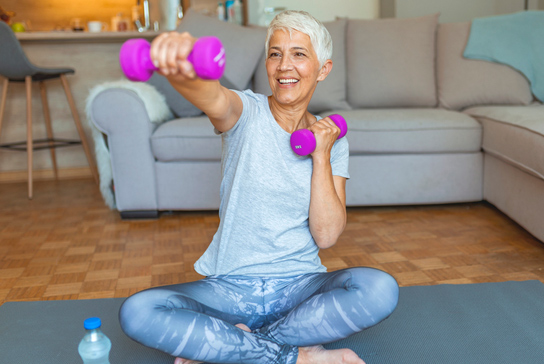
[150,31,242,133]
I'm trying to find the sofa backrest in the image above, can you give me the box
[436,22,533,111]
[147,9,266,119]
[346,13,439,109]
[177,9,266,91]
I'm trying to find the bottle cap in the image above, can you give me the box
[84,317,102,330]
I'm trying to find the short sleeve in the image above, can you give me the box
[331,137,350,179]
[219,89,262,136]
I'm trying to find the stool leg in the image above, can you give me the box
[39,81,58,180]
[26,76,33,199]
[0,78,9,137]
[59,74,99,184]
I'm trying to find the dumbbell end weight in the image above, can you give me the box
[329,114,348,139]
[120,38,157,82]
[290,114,348,156]
[188,36,226,80]
[290,129,317,156]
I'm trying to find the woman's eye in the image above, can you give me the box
[295,52,306,57]
[269,52,281,58]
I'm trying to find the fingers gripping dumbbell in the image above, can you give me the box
[119,36,226,82]
[290,114,348,156]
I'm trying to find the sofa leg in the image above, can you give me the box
[120,210,159,219]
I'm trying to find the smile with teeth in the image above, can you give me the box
[278,78,299,84]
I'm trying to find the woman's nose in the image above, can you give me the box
[278,56,294,71]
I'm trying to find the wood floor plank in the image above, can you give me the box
[0,179,543,305]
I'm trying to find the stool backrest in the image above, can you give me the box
[0,21,38,81]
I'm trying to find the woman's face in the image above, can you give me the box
[266,29,330,107]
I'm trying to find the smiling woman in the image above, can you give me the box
[117,10,399,364]
[265,24,333,131]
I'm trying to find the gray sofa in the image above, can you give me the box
[89,11,544,243]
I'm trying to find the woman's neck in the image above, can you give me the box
[268,96,316,134]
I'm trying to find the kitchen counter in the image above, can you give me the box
[16,30,162,43]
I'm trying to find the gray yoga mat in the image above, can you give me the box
[1,280,543,364]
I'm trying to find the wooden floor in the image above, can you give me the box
[1,178,543,306]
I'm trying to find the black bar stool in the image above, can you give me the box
[0,21,98,199]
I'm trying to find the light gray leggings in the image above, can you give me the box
[119,267,399,364]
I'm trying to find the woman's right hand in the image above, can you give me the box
[150,31,198,83]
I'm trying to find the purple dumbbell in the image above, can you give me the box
[119,36,226,82]
[290,114,348,156]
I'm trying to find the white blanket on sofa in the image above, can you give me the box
[85,80,173,209]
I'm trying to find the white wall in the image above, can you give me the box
[394,0,536,23]
[248,0,380,26]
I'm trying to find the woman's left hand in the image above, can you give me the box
[308,117,340,159]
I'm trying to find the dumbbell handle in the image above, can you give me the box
[120,36,225,82]
[290,114,348,156]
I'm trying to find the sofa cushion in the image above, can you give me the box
[323,109,482,154]
[152,108,483,162]
[151,116,222,162]
[437,22,533,111]
[347,153,483,206]
[346,14,438,108]
[253,19,351,114]
[465,104,544,179]
[177,9,266,91]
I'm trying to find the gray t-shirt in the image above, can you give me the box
[194,90,350,277]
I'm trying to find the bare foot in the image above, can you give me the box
[297,345,366,364]
[234,323,251,332]
[173,357,202,364]
[173,323,251,364]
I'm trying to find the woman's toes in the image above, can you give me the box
[235,323,251,332]
[174,357,202,364]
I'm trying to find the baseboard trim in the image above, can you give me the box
[0,167,93,183]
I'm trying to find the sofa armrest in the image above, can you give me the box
[89,88,161,213]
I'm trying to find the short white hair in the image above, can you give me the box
[265,10,332,67]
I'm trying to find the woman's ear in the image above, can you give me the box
[317,59,333,82]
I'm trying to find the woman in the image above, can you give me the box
[119,10,399,364]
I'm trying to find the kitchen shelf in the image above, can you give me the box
[16,30,163,43]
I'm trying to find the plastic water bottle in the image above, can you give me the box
[78,317,112,364]
[217,2,225,21]
[225,0,235,22]
[233,0,243,25]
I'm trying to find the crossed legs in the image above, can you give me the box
[119,267,399,364]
